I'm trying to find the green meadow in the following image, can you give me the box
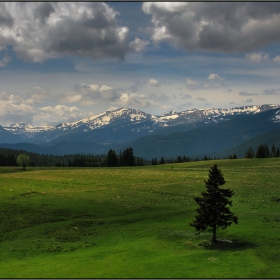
[0,158,279,278]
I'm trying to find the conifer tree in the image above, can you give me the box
[106,149,118,167]
[121,147,135,166]
[271,143,276,157]
[190,164,238,243]
[256,144,270,158]
[245,146,255,158]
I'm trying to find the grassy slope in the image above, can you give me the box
[0,159,279,278]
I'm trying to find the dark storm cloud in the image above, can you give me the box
[33,2,55,26]
[1,2,134,62]
[143,2,280,52]
[0,3,14,27]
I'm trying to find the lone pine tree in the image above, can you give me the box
[190,164,238,243]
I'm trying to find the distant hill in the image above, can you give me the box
[207,128,280,159]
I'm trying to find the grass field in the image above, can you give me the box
[0,158,279,278]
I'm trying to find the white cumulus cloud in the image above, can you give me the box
[36,105,82,124]
[118,92,151,107]
[245,52,269,62]
[208,73,223,80]
[148,78,160,87]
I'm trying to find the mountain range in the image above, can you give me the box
[1,104,280,159]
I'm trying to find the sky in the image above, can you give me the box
[1,2,280,126]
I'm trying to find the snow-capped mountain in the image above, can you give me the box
[55,108,156,132]
[2,105,280,144]
[155,104,280,125]
[1,104,280,158]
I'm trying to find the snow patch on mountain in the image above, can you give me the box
[272,110,280,123]
[7,123,54,135]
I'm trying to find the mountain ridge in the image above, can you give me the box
[3,104,280,140]
[1,104,280,159]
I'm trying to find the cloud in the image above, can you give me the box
[185,75,225,91]
[262,88,280,95]
[245,52,269,62]
[185,78,200,90]
[25,86,50,105]
[142,2,280,52]
[0,91,36,125]
[74,83,120,103]
[36,105,82,124]
[128,80,145,93]
[129,38,150,52]
[100,85,114,92]
[186,78,198,86]
[245,99,254,103]
[224,89,233,93]
[115,91,170,110]
[1,2,135,62]
[118,92,151,107]
[208,73,223,80]
[68,82,170,110]
[0,54,11,67]
[148,78,160,87]
[0,3,14,27]
[179,93,192,100]
[197,97,207,102]
[273,55,280,63]
[239,91,258,96]
[61,94,83,104]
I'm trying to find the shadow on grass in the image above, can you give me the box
[0,168,34,174]
[199,238,256,251]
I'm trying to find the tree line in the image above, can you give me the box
[0,147,147,168]
[1,142,280,168]
[151,155,191,165]
[245,143,280,158]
